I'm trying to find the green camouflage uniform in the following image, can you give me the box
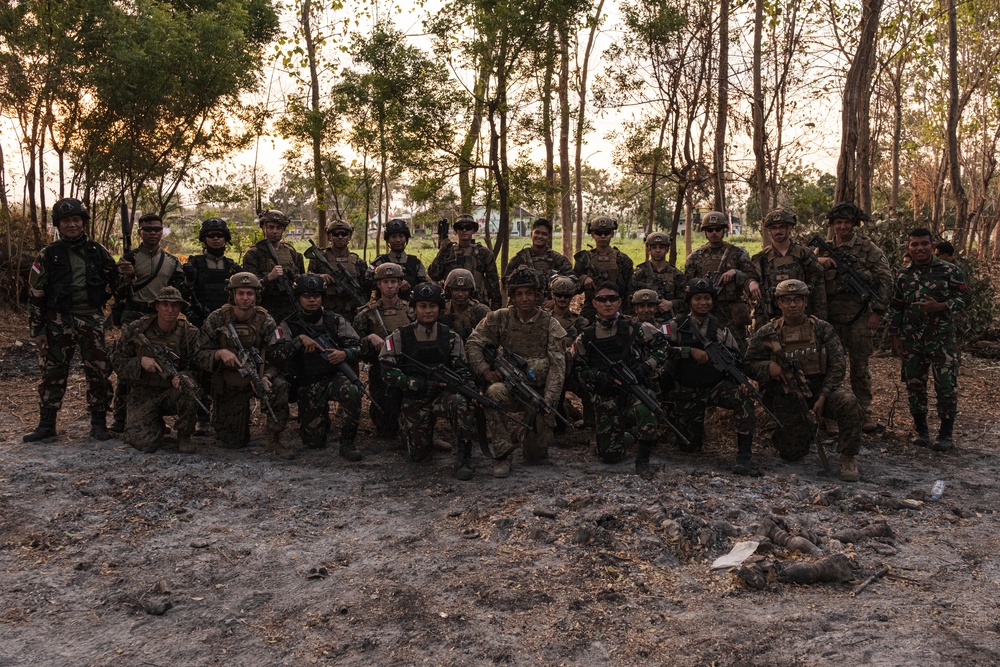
[573,247,634,320]
[751,243,827,328]
[199,304,289,448]
[684,241,756,336]
[28,234,118,413]
[746,316,862,461]
[428,241,502,310]
[379,322,476,460]
[307,247,371,320]
[439,299,490,341]
[502,247,574,294]
[353,297,415,437]
[242,239,305,325]
[887,257,969,421]
[628,261,686,316]
[571,316,668,461]
[549,308,590,424]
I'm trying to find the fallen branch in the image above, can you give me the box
[851,565,890,596]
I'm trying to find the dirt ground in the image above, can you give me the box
[1,309,999,667]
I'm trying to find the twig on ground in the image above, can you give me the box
[851,565,890,596]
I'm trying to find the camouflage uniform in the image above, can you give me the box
[428,241,502,310]
[751,243,827,328]
[307,246,370,320]
[440,299,490,341]
[368,250,427,300]
[353,297,415,437]
[684,241,756,334]
[628,261,685,317]
[199,304,289,448]
[242,239,305,325]
[502,246,574,294]
[573,247,634,320]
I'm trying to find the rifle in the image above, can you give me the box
[136,333,210,416]
[437,217,450,250]
[119,178,131,255]
[807,235,883,324]
[768,336,831,472]
[298,321,382,413]
[304,240,367,307]
[585,340,690,447]
[225,323,278,422]
[678,318,782,427]
[482,346,570,428]
[264,241,298,312]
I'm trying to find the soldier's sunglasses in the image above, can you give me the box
[140,226,163,233]
[454,224,476,231]
[593,294,621,303]
[204,232,226,239]
[329,231,351,237]
[591,230,613,236]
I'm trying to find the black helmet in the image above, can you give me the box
[199,217,231,243]
[293,273,326,296]
[384,218,411,241]
[826,202,870,225]
[52,198,90,225]
[685,278,717,302]
[410,282,446,307]
[506,266,541,296]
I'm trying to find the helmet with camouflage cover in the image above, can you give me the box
[454,213,479,231]
[549,275,578,297]
[764,208,797,228]
[410,282,446,307]
[506,266,541,296]
[632,289,659,305]
[644,231,671,246]
[685,278,717,302]
[587,215,618,234]
[700,211,728,231]
[384,218,411,241]
[199,217,231,242]
[444,268,476,294]
[325,218,353,235]
[774,279,810,297]
[227,271,261,291]
[293,273,326,296]
[826,202,870,225]
[258,210,290,228]
[374,262,404,281]
[52,198,90,225]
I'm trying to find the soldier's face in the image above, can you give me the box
[767,223,790,243]
[57,215,85,240]
[512,286,537,314]
[908,235,935,264]
[330,229,352,250]
[552,293,572,309]
[689,293,714,316]
[531,227,550,249]
[455,225,475,245]
[704,227,726,246]
[777,295,806,318]
[298,293,322,313]
[378,278,400,299]
[647,243,668,261]
[264,222,285,244]
[415,301,440,325]
[139,223,164,247]
[155,300,182,327]
[591,229,613,247]
[831,218,855,241]
[593,290,622,318]
[450,287,471,306]
[233,287,256,309]
[635,303,657,321]
[387,233,407,252]
[204,233,227,251]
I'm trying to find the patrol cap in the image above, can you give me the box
[685,278,717,302]
[549,276,578,297]
[258,210,290,227]
[826,202,870,225]
[587,216,618,233]
[227,271,261,291]
[700,211,728,231]
[374,262,404,281]
[632,289,660,305]
[644,232,671,246]
[52,198,90,225]
[153,286,189,306]
[444,268,476,291]
[764,209,797,227]
[410,282,445,307]
[775,279,810,297]
[293,273,326,296]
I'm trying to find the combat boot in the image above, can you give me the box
[23,408,58,443]
[339,423,362,462]
[911,413,931,448]
[267,431,295,460]
[89,411,112,441]
[839,454,860,482]
[177,434,195,454]
[933,418,954,452]
[492,455,513,478]
[732,432,761,477]
[634,440,654,480]
[455,440,474,481]
[194,419,212,437]
[679,432,703,454]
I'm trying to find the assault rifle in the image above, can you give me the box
[264,241,299,312]
[483,346,570,429]
[678,318,782,427]
[585,341,690,447]
[304,240,367,307]
[299,323,381,413]
[768,336,831,473]
[807,235,883,324]
[225,324,278,422]
[136,333,210,416]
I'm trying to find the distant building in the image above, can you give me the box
[472,205,535,237]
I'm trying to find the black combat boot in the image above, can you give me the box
[23,408,58,443]
[911,413,931,448]
[933,418,954,452]
[89,411,112,441]
[339,423,362,462]
[679,432,703,454]
[635,440,654,480]
[732,432,761,477]
[455,440,474,481]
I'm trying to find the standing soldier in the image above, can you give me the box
[628,231,685,320]
[198,272,292,458]
[573,216,634,321]
[439,268,490,341]
[746,280,864,482]
[428,214,502,310]
[242,210,305,326]
[379,283,478,479]
[813,202,892,433]
[684,211,760,344]
[269,274,363,460]
[368,218,427,300]
[889,228,969,451]
[353,263,415,437]
[184,218,241,327]
[571,283,670,479]
[467,267,567,477]
[307,217,371,321]
[111,212,185,433]
[661,280,759,475]
[24,198,118,443]
[751,208,826,329]
[502,217,575,297]
[109,287,204,454]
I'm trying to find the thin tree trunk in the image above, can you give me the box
[558,23,572,258]
[542,24,557,221]
[575,0,605,257]
[946,0,968,248]
[713,0,729,212]
[752,0,768,228]
[302,0,328,247]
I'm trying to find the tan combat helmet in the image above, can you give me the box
[258,210,290,227]
[764,209,797,227]
[445,268,476,293]
[549,276,578,297]
[587,216,618,234]
[227,272,262,291]
[700,211,728,230]
[374,262,404,281]
[774,279,810,297]
[644,231,671,246]
[632,289,659,305]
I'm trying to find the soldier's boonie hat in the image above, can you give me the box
[685,278,717,302]
[293,273,326,296]
[775,279,810,297]
[53,198,90,224]
[410,282,446,307]
[199,217,231,242]
[644,231,671,246]
[632,289,660,305]
[454,214,479,231]
[258,210,290,227]
[549,276,578,296]
[444,268,476,291]
[700,211,728,230]
[374,262,404,281]
[326,218,353,234]
[227,272,261,291]
[826,202,870,225]
[587,216,618,233]
[764,209,797,227]
[506,266,541,294]
[154,286,189,306]
[384,219,411,241]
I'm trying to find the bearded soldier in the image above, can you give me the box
[502,217,574,297]
[628,231,685,319]
[242,210,305,325]
[380,283,478,480]
[367,219,427,300]
[307,217,371,321]
[573,216,634,321]
[24,198,118,443]
[428,213,502,310]
[751,208,826,329]
[198,272,291,458]
[439,268,490,341]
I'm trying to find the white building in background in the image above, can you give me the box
[472,205,535,237]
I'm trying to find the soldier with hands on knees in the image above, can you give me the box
[307,217,371,321]
[242,210,305,325]
[428,214,502,310]
[368,219,427,300]
[628,231,685,319]
[439,268,490,341]
[573,216,634,321]
[25,198,119,443]
[751,208,826,328]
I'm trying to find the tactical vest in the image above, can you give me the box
[136,318,191,389]
[442,301,486,340]
[699,245,739,301]
[673,315,725,388]
[580,320,636,371]
[761,248,805,287]
[214,305,268,389]
[399,323,452,394]
[499,310,555,381]
[641,263,676,299]
[190,254,237,316]
[376,302,412,335]
[451,245,487,297]
[284,311,345,383]
[43,239,112,313]
[589,250,620,285]
[775,317,826,377]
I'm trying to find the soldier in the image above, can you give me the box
[813,202,892,433]
[631,289,666,326]
[242,209,305,326]
[183,218,241,327]
[660,279,758,475]
[628,231,685,319]
[269,274,363,460]
[573,216,634,321]
[368,218,427,300]
[502,217,574,297]
[198,272,292,458]
[439,268,490,341]
[746,279,864,482]
[379,283,478,479]
[24,198,119,443]
[307,217,371,321]
[467,267,567,477]
[428,213,502,309]
[110,212,185,432]
[751,208,826,329]
[889,228,969,452]
[109,287,204,454]
[547,275,590,428]
[353,263,415,437]
[933,241,968,278]
[684,211,760,343]
[571,283,669,479]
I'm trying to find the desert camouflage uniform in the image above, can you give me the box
[199,304,289,448]
[242,239,305,325]
[380,322,476,460]
[684,241,755,335]
[628,261,685,316]
[428,241,502,310]
[467,307,567,461]
[502,247,574,294]
[367,250,427,300]
[746,316,862,461]
[307,247,370,320]
[353,297,415,437]
[751,243,827,328]
[573,247,634,320]
[270,310,361,448]
[814,233,892,414]
[888,257,969,421]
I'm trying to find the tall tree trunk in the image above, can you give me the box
[302,0,328,247]
[752,0,768,228]
[542,23,557,221]
[648,115,668,235]
[713,0,729,212]
[946,0,969,248]
[575,0,605,257]
[459,58,490,213]
[890,61,904,213]
[558,23,572,257]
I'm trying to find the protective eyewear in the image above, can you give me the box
[329,231,351,237]
[454,224,476,231]
[140,226,164,233]
[591,230,613,237]
[704,227,726,233]
[204,232,226,239]
[593,294,621,303]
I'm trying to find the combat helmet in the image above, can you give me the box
[52,198,89,225]
[293,273,326,296]
[644,231,671,246]
[444,268,476,294]
[764,209,797,227]
[587,216,618,234]
[506,266,541,296]
[632,289,659,305]
[199,217,231,243]
[826,202,870,225]
[373,262,404,281]
[410,282,446,307]
[685,278,717,302]
[549,276,578,297]
[227,271,261,291]
[258,210,290,228]
[700,211,728,231]
[774,279,810,297]
[326,218,353,235]
[384,218,411,241]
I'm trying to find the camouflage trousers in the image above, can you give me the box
[211,377,290,449]
[125,383,198,452]
[832,318,874,413]
[672,380,755,444]
[591,392,657,463]
[901,345,959,420]
[768,387,862,460]
[367,360,401,438]
[484,382,553,461]
[297,375,360,447]
[37,312,112,412]
[399,392,475,461]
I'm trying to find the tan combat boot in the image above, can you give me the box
[267,431,295,460]
[839,454,859,483]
